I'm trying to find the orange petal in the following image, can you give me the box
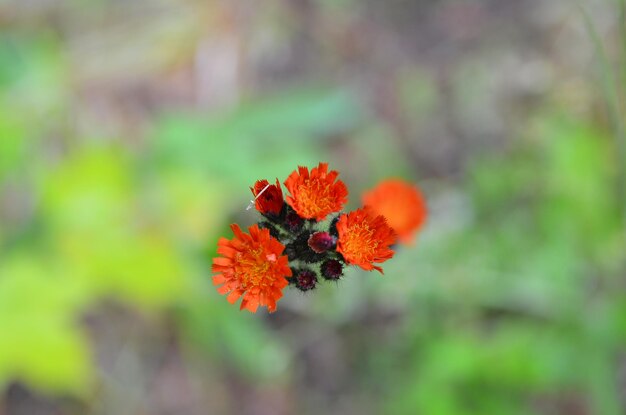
[212,274,227,285]
[217,245,238,257]
[241,295,259,313]
[217,285,231,295]
[212,257,232,266]
[267,298,277,313]
[227,289,243,304]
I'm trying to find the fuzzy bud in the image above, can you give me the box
[307,231,336,254]
[284,209,304,233]
[321,259,343,281]
[293,269,318,291]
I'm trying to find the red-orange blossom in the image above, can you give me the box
[212,224,292,313]
[336,207,396,274]
[284,162,348,221]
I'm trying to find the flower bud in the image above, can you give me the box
[307,231,337,254]
[284,209,304,233]
[251,179,284,216]
[321,259,343,281]
[293,269,318,291]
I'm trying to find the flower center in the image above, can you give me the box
[341,223,378,261]
[296,178,334,216]
[234,246,275,288]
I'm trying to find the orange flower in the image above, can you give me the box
[336,208,396,274]
[284,162,348,221]
[251,179,283,216]
[362,179,427,244]
[212,224,292,313]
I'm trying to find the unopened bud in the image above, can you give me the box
[307,231,336,254]
[293,269,318,291]
[321,259,343,281]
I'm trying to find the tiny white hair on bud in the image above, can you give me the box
[246,183,271,211]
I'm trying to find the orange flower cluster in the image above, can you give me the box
[211,163,427,313]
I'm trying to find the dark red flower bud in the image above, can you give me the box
[321,259,343,281]
[251,179,284,216]
[307,231,337,254]
[284,209,304,233]
[294,269,318,291]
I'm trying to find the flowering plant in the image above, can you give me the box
[212,162,426,313]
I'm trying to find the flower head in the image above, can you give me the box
[284,162,348,221]
[212,224,292,312]
[251,179,284,216]
[362,179,427,244]
[336,207,396,273]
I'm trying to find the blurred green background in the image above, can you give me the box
[1,0,626,414]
